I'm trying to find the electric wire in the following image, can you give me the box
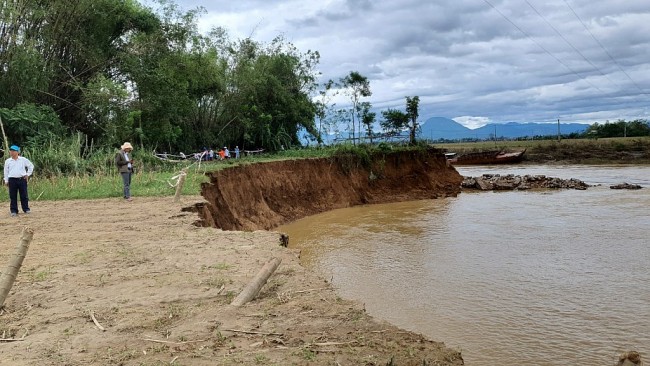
[562,0,647,94]
[524,0,622,89]
[482,0,606,94]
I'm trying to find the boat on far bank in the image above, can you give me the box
[446,149,526,165]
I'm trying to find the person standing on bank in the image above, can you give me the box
[115,142,134,201]
[3,145,34,217]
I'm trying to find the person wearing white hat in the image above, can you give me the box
[115,142,134,201]
[3,145,34,216]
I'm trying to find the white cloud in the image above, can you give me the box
[453,116,492,129]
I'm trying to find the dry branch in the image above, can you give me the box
[0,227,34,308]
[89,310,105,331]
[310,341,357,346]
[142,338,206,345]
[222,329,283,336]
[230,257,282,306]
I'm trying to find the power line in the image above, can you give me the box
[562,0,647,94]
[524,0,622,89]
[482,0,606,94]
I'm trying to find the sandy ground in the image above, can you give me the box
[0,196,462,365]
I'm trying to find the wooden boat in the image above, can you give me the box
[446,149,526,165]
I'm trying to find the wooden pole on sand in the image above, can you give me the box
[231,257,282,306]
[174,169,187,203]
[0,227,35,308]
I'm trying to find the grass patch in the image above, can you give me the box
[1,168,211,202]
[29,267,53,282]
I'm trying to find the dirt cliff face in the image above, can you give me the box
[196,149,463,231]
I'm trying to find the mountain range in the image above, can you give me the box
[419,117,589,140]
[302,117,590,145]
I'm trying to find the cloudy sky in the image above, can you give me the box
[148,0,649,128]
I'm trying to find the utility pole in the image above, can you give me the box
[557,118,561,142]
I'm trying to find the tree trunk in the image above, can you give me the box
[231,257,281,306]
[0,227,35,308]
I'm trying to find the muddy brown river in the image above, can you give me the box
[279,165,650,365]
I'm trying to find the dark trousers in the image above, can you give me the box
[8,177,29,213]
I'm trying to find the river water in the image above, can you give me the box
[279,165,650,365]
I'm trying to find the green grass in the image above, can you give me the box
[1,166,213,202]
[433,136,650,151]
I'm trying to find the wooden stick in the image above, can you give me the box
[0,338,25,342]
[290,287,331,294]
[0,227,34,308]
[310,341,357,346]
[89,310,106,331]
[142,338,206,345]
[0,114,9,157]
[230,257,282,306]
[222,329,283,336]
[173,169,187,203]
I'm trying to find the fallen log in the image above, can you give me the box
[231,257,281,306]
[0,227,34,308]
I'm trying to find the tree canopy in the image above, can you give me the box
[0,0,320,153]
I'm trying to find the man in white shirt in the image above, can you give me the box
[3,145,35,217]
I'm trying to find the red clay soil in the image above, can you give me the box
[196,149,463,231]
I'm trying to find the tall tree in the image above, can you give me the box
[340,71,371,145]
[358,101,376,143]
[405,96,420,145]
[380,108,409,137]
[314,79,336,145]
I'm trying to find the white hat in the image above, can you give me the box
[121,142,133,150]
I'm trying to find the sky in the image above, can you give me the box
[145,0,649,128]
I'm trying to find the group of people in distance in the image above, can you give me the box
[202,146,240,161]
[173,146,241,161]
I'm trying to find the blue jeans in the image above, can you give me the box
[121,172,132,198]
[8,177,30,213]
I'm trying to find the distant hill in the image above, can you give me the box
[419,117,589,140]
[299,117,590,145]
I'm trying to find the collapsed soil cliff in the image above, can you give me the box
[196,149,463,230]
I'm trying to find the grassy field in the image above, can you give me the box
[433,136,650,164]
